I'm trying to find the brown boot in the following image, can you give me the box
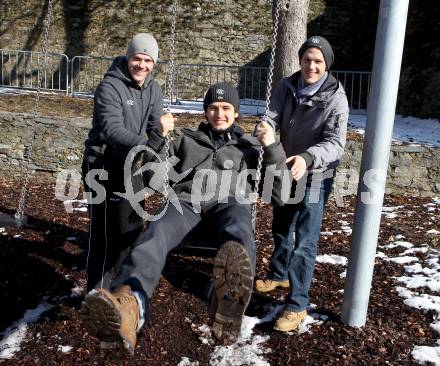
[274,310,307,332]
[80,285,140,355]
[211,241,253,344]
[254,279,289,292]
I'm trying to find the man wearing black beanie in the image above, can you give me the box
[255,36,349,332]
[81,82,288,353]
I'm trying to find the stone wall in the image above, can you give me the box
[1,111,439,198]
[1,0,439,119]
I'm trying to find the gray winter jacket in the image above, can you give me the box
[84,56,164,167]
[268,71,349,175]
[143,123,288,208]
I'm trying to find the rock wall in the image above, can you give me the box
[1,112,439,199]
[1,0,439,118]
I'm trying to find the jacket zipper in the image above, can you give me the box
[139,88,144,135]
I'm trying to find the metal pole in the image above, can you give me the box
[341,0,409,327]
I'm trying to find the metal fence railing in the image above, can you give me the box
[333,70,372,110]
[0,49,69,94]
[70,56,168,97]
[70,55,113,97]
[174,64,270,105]
[0,49,372,111]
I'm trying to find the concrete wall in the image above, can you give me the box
[1,111,439,199]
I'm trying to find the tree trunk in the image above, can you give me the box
[272,0,309,85]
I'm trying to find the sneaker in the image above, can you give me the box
[274,310,307,332]
[211,241,253,344]
[254,278,289,292]
[80,285,140,355]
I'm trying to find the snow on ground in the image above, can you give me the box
[348,113,440,148]
[378,197,440,365]
[0,300,53,359]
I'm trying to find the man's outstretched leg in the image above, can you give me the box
[80,285,141,355]
[206,201,255,343]
[80,201,200,354]
[212,241,254,344]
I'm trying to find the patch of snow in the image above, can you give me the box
[316,254,348,266]
[395,287,440,313]
[382,241,414,250]
[382,206,404,212]
[57,345,72,353]
[404,263,437,275]
[384,256,419,264]
[0,301,53,359]
[412,342,440,366]
[395,274,440,292]
[178,357,199,366]
[375,251,388,259]
[402,247,429,255]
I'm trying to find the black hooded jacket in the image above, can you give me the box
[84,56,164,167]
[143,122,288,208]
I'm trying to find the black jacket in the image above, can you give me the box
[84,56,164,167]
[269,71,348,173]
[143,123,288,208]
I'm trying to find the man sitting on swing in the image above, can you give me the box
[80,82,287,354]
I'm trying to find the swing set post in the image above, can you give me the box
[341,0,409,327]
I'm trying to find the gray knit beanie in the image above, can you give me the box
[126,33,159,63]
[203,82,240,112]
[298,36,334,70]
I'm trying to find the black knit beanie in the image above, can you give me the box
[203,82,240,112]
[298,36,334,70]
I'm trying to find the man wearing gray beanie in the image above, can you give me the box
[255,36,349,333]
[81,32,175,350]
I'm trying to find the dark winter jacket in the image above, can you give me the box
[84,56,164,167]
[143,123,288,208]
[268,71,349,174]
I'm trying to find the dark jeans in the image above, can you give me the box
[82,158,145,293]
[111,199,256,300]
[269,177,333,312]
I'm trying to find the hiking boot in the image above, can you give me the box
[274,310,307,332]
[254,278,289,292]
[211,241,254,344]
[80,285,140,355]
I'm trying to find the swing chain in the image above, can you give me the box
[164,0,178,111]
[162,134,171,201]
[16,0,54,220]
[263,0,281,120]
[161,0,178,202]
[251,0,281,226]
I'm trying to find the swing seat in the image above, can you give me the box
[173,225,218,257]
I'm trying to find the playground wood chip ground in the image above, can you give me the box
[0,96,438,365]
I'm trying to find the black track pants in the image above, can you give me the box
[110,199,256,298]
[82,159,145,292]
